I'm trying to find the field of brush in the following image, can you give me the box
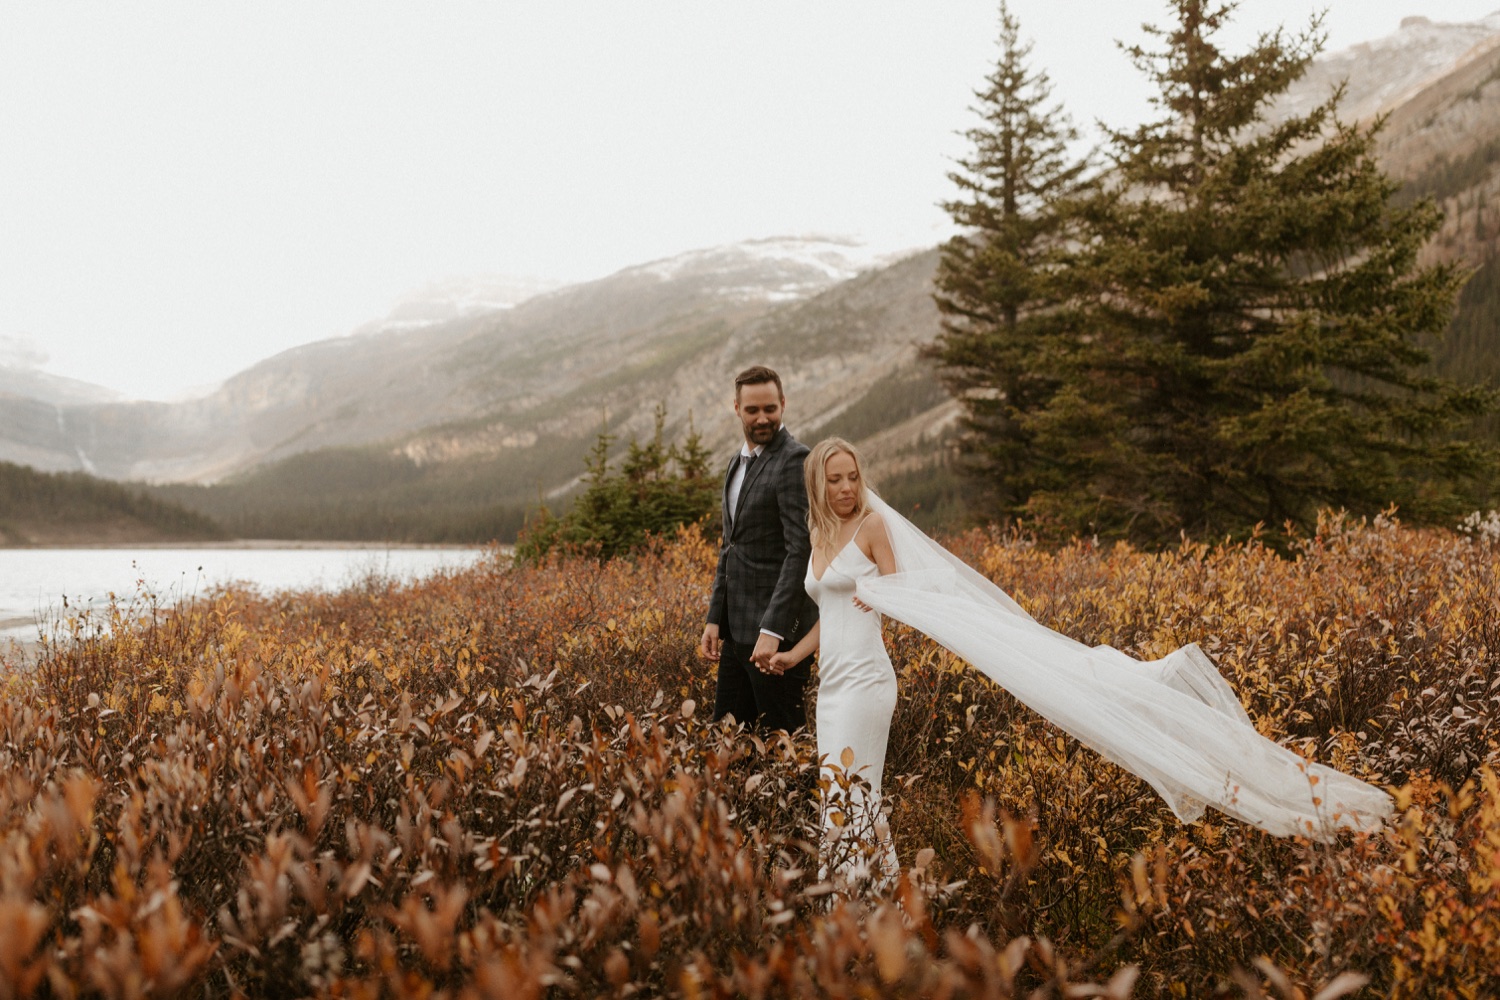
[0,512,1496,998]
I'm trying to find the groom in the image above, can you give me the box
[699,365,817,732]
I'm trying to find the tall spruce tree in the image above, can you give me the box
[1014,0,1497,544]
[931,1,1090,518]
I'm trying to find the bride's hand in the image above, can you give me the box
[852,596,873,613]
[766,652,795,674]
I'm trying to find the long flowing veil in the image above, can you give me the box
[856,492,1393,840]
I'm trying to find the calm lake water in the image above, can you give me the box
[0,546,489,643]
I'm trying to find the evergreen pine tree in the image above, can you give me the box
[932,1,1091,519]
[514,405,718,563]
[1017,0,1497,543]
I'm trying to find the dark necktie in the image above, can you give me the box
[730,452,756,528]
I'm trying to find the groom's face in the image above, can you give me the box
[735,381,784,447]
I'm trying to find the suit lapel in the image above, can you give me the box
[732,453,766,531]
[731,428,787,535]
[723,458,741,539]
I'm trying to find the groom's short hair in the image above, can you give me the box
[735,365,783,400]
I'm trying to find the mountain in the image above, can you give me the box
[1271,14,1500,127]
[0,366,119,410]
[144,243,956,542]
[8,16,1500,541]
[0,335,120,412]
[0,237,902,484]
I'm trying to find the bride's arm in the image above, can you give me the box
[766,621,819,674]
[860,509,897,575]
[853,511,897,612]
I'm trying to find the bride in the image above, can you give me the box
[769,437,1393,884]
[768,437,903,887]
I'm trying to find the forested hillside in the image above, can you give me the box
[1382,35,1500,406]
[0,461,225,545]
[148,446,549,544]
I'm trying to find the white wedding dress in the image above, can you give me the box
[807,531,900,887]
[811,493,1392,852]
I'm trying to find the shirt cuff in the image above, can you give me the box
[759,628,783,641]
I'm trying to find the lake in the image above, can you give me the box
[0,545,490,644]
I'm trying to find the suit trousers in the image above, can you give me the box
[713,623,811,733]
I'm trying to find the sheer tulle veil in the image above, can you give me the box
[856,491,1393,840]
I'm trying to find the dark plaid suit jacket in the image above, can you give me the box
[706,427,818,644]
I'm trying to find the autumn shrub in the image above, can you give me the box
[0,512,1495,997]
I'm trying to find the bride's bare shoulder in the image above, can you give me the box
[857,507,891,542]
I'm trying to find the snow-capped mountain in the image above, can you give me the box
[1273,13,1500,124]
[378,274,565,328]
[621,236,916,303]
[0,236,928,484]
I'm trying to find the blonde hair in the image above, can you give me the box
[805,437,873,559]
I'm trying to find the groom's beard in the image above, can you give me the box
[747,420,780,445]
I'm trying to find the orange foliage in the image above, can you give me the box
[0,513,1495,997]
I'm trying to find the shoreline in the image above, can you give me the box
[1,634,39,667]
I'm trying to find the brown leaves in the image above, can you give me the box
[387,884,468,970]
[0,896,49,999]
[0,515,1495,995]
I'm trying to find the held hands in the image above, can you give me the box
[701,625,795,674]
[766,651,798,674]
[751,633,781,674]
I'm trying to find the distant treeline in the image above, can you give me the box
[1396,155,1500,440]
[1401,137,1500,210]
[0,461,225,544]
[143,417,993,545]
[878,456,983,534]
[147,443,583,544]
[1444,251,1500,391]
[816,365,952,445]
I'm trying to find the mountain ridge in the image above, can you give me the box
[4,14,1499,538]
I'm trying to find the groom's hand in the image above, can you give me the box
[699,623,721,660]
[751,633,781,673]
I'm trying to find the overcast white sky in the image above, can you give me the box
[2,1,1495,400]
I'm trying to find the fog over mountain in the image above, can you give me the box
[3,13,1499,537]
[0,236,920,485]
